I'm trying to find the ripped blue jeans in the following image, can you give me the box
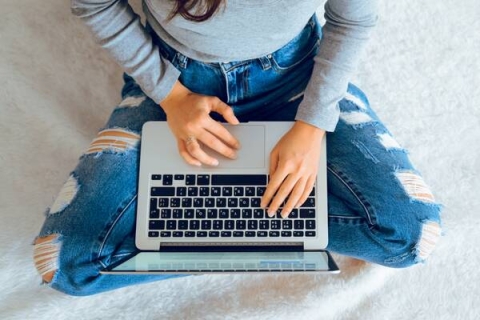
[33,16,442,296]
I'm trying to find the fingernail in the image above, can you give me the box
[211,160,219,166]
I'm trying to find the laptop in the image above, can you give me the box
[102,121,339,274]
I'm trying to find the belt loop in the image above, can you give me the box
[173,52,189,69]
[259,55,272,70]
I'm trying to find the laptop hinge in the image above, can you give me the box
[159,242,304,252]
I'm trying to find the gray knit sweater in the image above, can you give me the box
[70,0,378,132]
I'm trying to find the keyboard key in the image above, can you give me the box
[185,231,195,237]
[186,175,196,185]
[302,197,315,207]
[254,209,264,219]
[259,220,269,229]
[158,198,169,207]
[213,220,223,230]
[230,209,241,219]
[219,209,229,219]
[234,187,244,196]
[187,187,198,197]
[197,231,207,237]
[166,220,176,230]
[306,231,316,237]
[150,198,158,210]
[281,231,292,237]
[201,220,212,230]
[190,220,200,230]
[196,209,206,219]
[225,220,235,230]
[161,209,171,219]
[209,231,220,237]
[197,175,210,185]
[212,174,267,186]
[148,231,159,237]
[149,220,165,230]
[228,198,238,207]
[163,175,173,185]
[222,187,232,196]
[170,198,180,207]
[256,187,266,196]
[211,187,221,196]
[151,187,175,197]
[245,231,256,237]
[233,231,244,237]
[269,231,280,237]
[257,231,268,237]
[293,231,304,237]
[271,220,281,230]
[248,220,258,230]
[221,231,232,237]
[207,209,218,219]
[245,187,255,196]
[205,198,215,207]
[172,209,183,218]
[151,174,161,180]
[306,220,316,229]
[294,220,304,229]
[178,220,188,230]
[199,187,209,196]
[173,231,183,237]
[216,198,227,207]
[251,198,261,207]
[184,209,195,219]
[193,198,204,207]
[149,209,159,219]
[176,187,186,196]
[289,209,299,219]
[242,209,252,219]
[282,220,292,229]
[239,198,249,207]
[160,231,171,237]
[174,174,184,180]
[236,220,246,230]
[182,198,192,208]
[300,209,315,218]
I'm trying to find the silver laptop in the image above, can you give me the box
[102,121,339,274]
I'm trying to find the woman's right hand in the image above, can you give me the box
[160,81,241,167]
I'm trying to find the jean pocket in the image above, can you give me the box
[270,20,320,73]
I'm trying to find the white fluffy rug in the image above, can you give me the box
[1,1,479,319]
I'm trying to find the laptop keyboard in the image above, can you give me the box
[148,174,316,239]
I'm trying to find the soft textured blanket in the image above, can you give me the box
[1,1,479,319]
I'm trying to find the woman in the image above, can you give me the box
[33,0,442,296]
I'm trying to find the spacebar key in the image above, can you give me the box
[212,174,267,185]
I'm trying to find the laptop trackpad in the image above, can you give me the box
[204,125,265,169]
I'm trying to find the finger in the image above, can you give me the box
[185,136,219,166]
[269,147,279,177]
[178,140,201,166]
[281,178,307,218]
[197,129,238,159]
[206,119,241,149]
[267,173,299,217]
[261,155,283,209]
[296,175,316,208]
[210,98,240,125]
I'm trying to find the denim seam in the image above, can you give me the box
[327,165,376,227]
[270,38,319,72]
[96,193,137,263]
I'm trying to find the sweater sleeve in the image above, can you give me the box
[70,0,180,104]
[294,0,378,132]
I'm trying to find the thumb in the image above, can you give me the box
[211,99,240,125]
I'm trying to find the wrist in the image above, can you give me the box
[160,81,190,113]
[293,120,326,137]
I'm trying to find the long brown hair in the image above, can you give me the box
[169,0,225,22]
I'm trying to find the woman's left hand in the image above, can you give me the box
[260,121,325,218]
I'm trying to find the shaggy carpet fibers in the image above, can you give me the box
[1,0,479,319]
